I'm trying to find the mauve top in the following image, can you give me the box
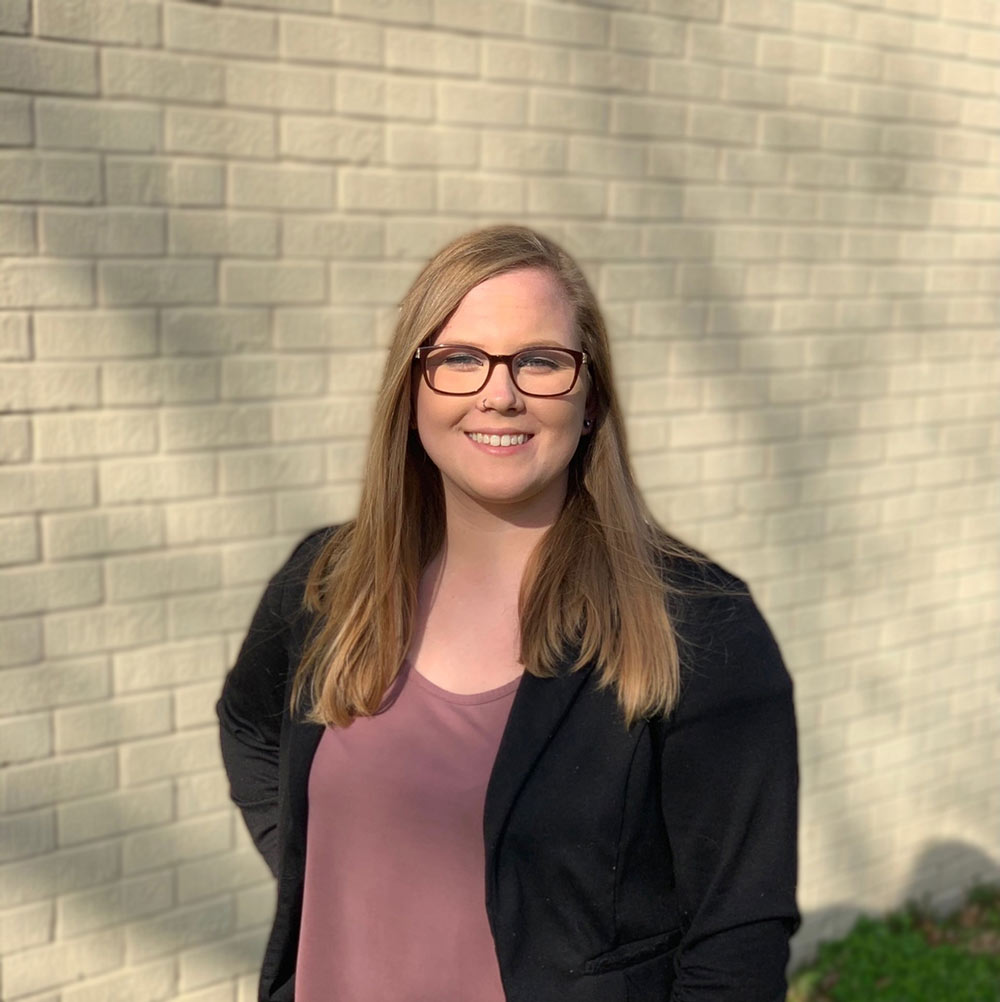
[294,663,520,1002]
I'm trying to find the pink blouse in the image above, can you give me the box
[295,664,520,1002]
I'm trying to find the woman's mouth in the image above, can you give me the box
[466,432,531,447]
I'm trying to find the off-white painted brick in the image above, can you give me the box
[280,116,383,163]
[341,0,431,24]
[57,877,171,937]
[179,928,269,993]
[114,637,226,694]
[99,260,215,306]
[572,49,649,93]
[439,173,525,214]
[0,150,101,203]
[106,551,222,603]
[0,37,98,95]
[103,49,224,105]
[177,771,230,819]
[0,900,52,954]
[41,208,165,256]
[222,536,299,586]
[56,782,173,845]
[60,958,176,1002]
[166,107,275,160]
[336,69,432,121]
[37,0,160,46]
[176,680,223,729]
[176,845,270,909]
[0,206,35,253]
[438,81,525,126]
[0,465,94,516]
[340,168,436,212]
[1,810,51,867]
[274,398,374,442]
[0,843,119,909]
[221,356,325,400]
[161,404,270,452]
[434,0,523,34]
[162,308,270,355]
[328,260,422,304]
[612,13,685,55]
[44,507,162,561]
[651,60,722,101]
[281,16,381,67]
[98,457,213,507]
[325,351,386,396]
[0,561,101,618]
[223,261,325,304]
[6,749,117,812]
[0,313,30,360]
[528,2,608,46]
[166,3,277,58]
[283,216,382,258]
[481,131,566,173]
[483,39,570,85]
[274,307,374,350]
[0,416,31,464]
[227,62,333,112]
[385,27,477,75]
[35,411,157,460]
[387,125,476,168]
[165,496,274,545]
[0,259,94,307]
[525,179,601,220]
[106,157,223,206]
[0,93,30,143]
[325,440,368,482]
[102,357,218,405]
[37,98,160,153]
[172,586,262,639]
[0,713,52,766]
[610,182,682,220]
[1,928,124,998]
[44,600,165,658]
[121,730,221,788]
[0,0,29,33]
[611,97,685,138]
[531,89,610,133]
[276,483,361,532]
[230,163,335,210]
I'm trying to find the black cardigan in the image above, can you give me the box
[217,528,799,1002]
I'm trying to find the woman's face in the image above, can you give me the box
[414,267,592,522]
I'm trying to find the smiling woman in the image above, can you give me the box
[217,225,799,1002]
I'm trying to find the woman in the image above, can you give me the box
[217,225,799,1002]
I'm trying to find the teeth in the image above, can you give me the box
[469,433,527,447]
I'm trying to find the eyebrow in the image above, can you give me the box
[438,339,573,351]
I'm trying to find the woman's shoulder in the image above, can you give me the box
[268,524,342,617]
[659,537,792,712]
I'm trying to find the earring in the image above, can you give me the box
[583,418,592,429]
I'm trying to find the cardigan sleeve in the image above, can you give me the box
[216,530,328,878]
[661,579,800,1002]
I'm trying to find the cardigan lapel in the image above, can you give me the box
[483,660,596,869]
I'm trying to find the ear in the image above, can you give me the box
[581,393,597,435]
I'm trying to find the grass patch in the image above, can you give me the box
[789,885,1000,1002]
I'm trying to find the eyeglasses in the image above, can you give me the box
[414,344,587,397]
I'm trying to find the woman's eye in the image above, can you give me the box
[439,352,484,369]
[516,354,562,371]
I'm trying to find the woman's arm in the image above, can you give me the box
[216,531,326,877]
[661,584,800,1002]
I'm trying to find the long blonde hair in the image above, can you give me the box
[293,225,697,727]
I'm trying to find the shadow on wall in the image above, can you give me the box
[791,838,1000,968]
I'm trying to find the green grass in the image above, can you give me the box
[789,885,1000,1002]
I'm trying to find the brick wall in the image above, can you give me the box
[1,0,998,997]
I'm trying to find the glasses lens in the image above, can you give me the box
[423,346,489,394]
[512,349,578,395]
[421,346,579,395]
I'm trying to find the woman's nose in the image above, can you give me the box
[479,360,522,411]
